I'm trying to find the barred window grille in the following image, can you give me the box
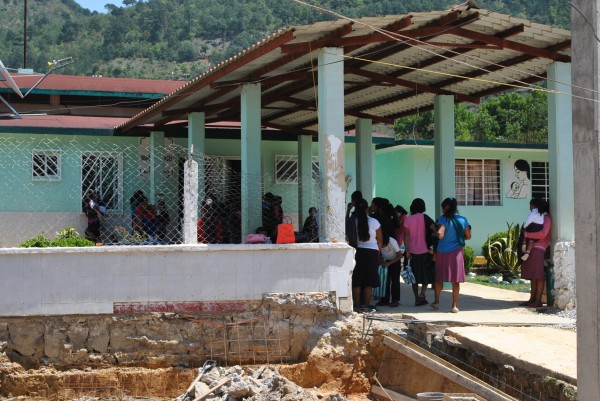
[275,155,319,184]
[81,152,123,212]
[32,150,61,180]
[455,159,501,206]
[531,161,550,201]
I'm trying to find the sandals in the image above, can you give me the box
[389,301,400,307]
[518,301,533,306]
[415,296,428,306]
[429,303,439,310]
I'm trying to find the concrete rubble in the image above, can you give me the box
[174,364,350,401]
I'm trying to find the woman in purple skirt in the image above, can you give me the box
[431,198,471,313]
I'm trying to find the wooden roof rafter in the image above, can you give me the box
[261,12,479,124]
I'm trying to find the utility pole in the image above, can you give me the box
[23,0,27,68]
[571,0,600,399]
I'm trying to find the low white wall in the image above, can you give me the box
[0,243,355,316]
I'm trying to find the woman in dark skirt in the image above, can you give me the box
[432,198,471,313]
[520,199,552,308]
[352,198,383,312]
[403,198,436,306]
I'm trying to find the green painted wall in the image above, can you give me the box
[376,144,549,254]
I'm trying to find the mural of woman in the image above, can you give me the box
[506,159,531,199]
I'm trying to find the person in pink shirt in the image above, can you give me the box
[519,199,552,308]
[403,198,437,306]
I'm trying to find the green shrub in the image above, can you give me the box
[19,230,95,248]
[51,237,95,247]
[19,234,53,248]
[463,245,475,273]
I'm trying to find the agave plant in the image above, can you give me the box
[487,222,522,279]
[56,227,80,239]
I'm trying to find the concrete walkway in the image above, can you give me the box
[372,282,577,385]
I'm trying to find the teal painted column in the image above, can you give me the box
[547,62,574,241]
[434,95,455,212]
[318,47,345,242]
[356,118,374,201]
[298,135,314,226]
[188,112,206,206]
[150,131,165,204]
[241,83,262,238]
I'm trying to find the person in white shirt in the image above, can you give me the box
[352,198,383,312]
[376,236,403,307]
[521,198,545,261]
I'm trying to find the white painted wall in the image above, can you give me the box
[0,243,355,316]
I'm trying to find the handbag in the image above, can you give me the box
[401,260,416,284]
[276,216,296,244]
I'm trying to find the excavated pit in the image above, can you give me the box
[0,294,391,400]
[0,295,576,401]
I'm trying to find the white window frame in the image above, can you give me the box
[274,155,319,184]
[531,161,550,201]
[81,152,123,212]
[455,158,501,206]
[32,150,61,181]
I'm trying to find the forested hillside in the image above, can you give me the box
[0,0,570,80]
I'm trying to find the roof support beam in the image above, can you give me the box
[345,67,480,104]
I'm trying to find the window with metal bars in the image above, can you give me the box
[531,161,550,201]
[274,155,319,184]
[32,150,61,180]
[455,159,501,206]
[81,153,122,212]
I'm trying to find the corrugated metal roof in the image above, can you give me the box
[116,8,570,137]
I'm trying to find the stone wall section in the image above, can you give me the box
[552,242,576,310]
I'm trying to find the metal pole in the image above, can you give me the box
[23,0,27,68]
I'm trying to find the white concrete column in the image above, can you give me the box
[547,62,576,310]
[241,83,262,237]
[298,135,314,226]
[434,95,455,211]
[572,1,600,398]
[356,118,374,201]
[188,112,206,206]
[547,62,574,241]
[318,47,345,243]
[150,131,165,204]
[182,160,199,244]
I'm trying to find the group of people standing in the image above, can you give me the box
[347,191,471,313]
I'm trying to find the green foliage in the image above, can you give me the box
[463,245,475,273]
[56,227,79,239]
[19,230,94,248]
[481,230,508,261]
[18,235,53,248]
[394,90,549,144]
[486,222,521,278]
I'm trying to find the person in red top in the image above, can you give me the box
[519,199,552,308]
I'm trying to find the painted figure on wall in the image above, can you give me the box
[506,159,531,199]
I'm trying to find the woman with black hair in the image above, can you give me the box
[403,198,436,306]
[432,197,471,313]
[352,198,383,312]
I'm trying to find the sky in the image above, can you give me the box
[74,1,126,13]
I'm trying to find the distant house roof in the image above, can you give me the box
[3,74,185,98]
[0,115,128,135]
[116,8,570,138]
